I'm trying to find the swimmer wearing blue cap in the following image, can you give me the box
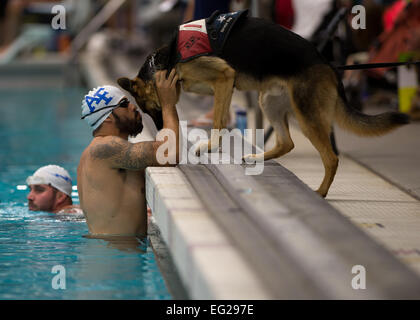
[78,69,179,237]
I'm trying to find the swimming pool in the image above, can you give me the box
[0,79,172,299]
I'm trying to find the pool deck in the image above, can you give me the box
[80,52,420,299]
[275,119,420,277]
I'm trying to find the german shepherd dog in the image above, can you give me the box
[118,11,409,197]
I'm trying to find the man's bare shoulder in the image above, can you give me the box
[88,136,129,161]
[83,136,159,170]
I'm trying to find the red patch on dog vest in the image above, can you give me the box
[178,19,212,62]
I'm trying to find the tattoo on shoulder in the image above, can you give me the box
[90,138,125,160]
[121,143,156,170]
[90,137,158,170]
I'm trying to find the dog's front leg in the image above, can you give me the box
[195,70,235,156]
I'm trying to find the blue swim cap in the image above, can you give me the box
[81,85,126,130]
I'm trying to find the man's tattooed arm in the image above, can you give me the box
[90,136,161,170]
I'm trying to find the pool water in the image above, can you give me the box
[0,87,171,299]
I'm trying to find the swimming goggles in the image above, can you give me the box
[81,98,130,127]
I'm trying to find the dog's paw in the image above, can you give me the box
[316,189,328,198]
[195,141,220,156]
[195,141,209,157]
[242,153,262,164]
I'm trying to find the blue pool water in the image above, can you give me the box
[0,86,171,299]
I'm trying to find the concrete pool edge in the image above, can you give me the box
[145,127,420,299]
[146,162,420,299]
[148,219,190,300]
[145,167,271,299]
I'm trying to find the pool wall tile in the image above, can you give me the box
[146,167,270,299]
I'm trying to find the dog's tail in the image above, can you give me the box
[335,81,410,136]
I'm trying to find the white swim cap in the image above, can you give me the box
[81,85,126,130]
[26,165,73,197]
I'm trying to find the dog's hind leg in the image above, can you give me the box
[306,127,338,198]
[243,91,294,163]
[288,76,339,198]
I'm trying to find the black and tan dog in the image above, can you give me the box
[118,10,409,197]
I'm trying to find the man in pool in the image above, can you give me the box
[27,165,82,214]
[78,69,179,238]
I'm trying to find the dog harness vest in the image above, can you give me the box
[177,10,248,62]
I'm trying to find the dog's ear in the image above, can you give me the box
[117,77,132,92]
